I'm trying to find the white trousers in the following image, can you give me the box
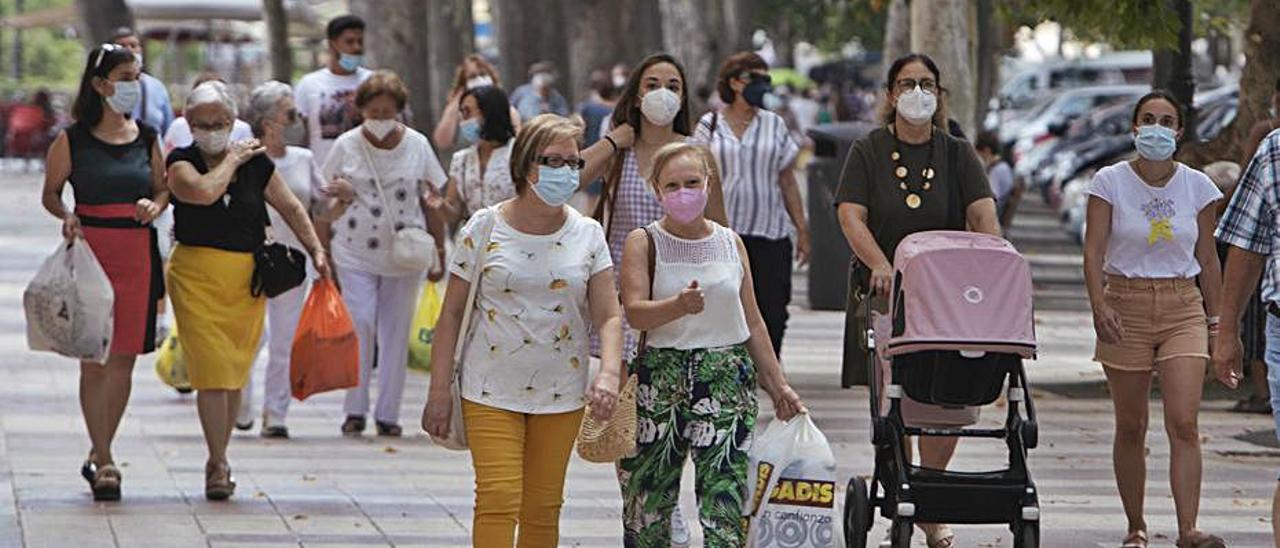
[239,280,309,427]
[337,267,421,424]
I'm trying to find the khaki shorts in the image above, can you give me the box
[1094,276,1208,371]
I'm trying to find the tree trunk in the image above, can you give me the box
[426,0,473,122]
[349,0,433,132]
[1152,0,1196,140]
[263,0,292,83]
[720,0,755,54]
[493,0,570,99]
[882,0,911,76]
[12,0,23,81]
[1178,0,1280,167]
[911,0,974,136]
[74,0,134,47]
[974,0,999,134]
[568,0,625,107]
[623,0,665,62]
[770,17,795,69]
[660,0,716,114]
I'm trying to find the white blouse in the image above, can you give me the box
[448,140,517,218]
[645,221,751,350]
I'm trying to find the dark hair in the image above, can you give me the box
[1132,89,1184,129]
[878,52,948,127]
[975,130,1000,153]
[716,52,768,104]
[611,53,692,138]
[461,86,516,143]
[1274,77,1280,92]
[111,27,136,40]
[326,15,365,41]
[72,44,136,127]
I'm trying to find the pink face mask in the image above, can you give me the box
[661,187,708,224]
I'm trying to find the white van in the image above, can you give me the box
[998,51,1153,110]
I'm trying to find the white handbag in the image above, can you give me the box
[358,138,438,273]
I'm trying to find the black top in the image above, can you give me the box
[66,122,156,206]
[834,127,992,262]
[166,145,274,252]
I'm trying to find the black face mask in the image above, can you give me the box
[743,80,772,109]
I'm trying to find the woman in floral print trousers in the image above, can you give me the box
[618,143,806,547]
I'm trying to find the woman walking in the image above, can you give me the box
[321,70,449,437]
[166,80,329,499]
[432,54,522,150]
[432,85,518,224]
[618,142,805,547]
[422,114,623,547]
[835,53,1001,547]
[1084,91,1225,548]
[40,43,167,501]
[694,52,808,357]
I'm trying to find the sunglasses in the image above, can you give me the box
[94,43,127,69]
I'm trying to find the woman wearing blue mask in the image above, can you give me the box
[422,114,623,547]
[429,85,518,224]
[1083,90,1225,548]
[432,54,523,150]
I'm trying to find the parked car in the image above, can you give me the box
[988,51,1153,133]
[1011,85,1148,160]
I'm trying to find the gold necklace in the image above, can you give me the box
[889,123,936,209]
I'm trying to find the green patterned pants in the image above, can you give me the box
[620,344,758,548]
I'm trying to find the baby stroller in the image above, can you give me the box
[843,231,1041,547]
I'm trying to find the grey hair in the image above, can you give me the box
[247,81,293,137]
[184,80,238,119]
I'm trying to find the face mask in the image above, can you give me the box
[640,88,681,126]
[532,165,579,207]
[532,73,554,89]
[1134,124,1178,161]
[612,74,627,88]
[363,118,397,140]
[661,186,708,224]
[192,128,230,155]
[459,118,482,145]
[105,80,141,115]
[743,79,772,109]
[896,86,937,125]
[466,75,494,90]
[762,92,783,111]
[338,53,364,72]
[133,52,144,69]
[282,119,306,145]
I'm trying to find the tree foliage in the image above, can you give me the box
[1002,0,1250,50]
[755,0,888,53]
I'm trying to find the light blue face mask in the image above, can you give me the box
[105,80,141,115]
[532,165,580,207]
[459,118,482,145]
[1134,124,1177,161]
[338,53,364,73]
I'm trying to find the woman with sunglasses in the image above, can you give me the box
[40,43,167,501]
[695,52,807,358]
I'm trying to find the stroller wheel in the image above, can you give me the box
[890,519,912,547]
[843,477,870,548]
[1014,520,1040,547]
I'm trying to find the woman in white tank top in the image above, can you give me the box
[616,142,806,547]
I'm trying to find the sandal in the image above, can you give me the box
[80,455,96,485]
[1121,530,1148,548]
[375,421,402,437]
[1176,531,1225,548]
[341,415,366,436]
[925,524,955,548]
[1230,395,1272,414]
[204,461,236,501]
[91,464,121,502]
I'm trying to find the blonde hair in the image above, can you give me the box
[509,114,583,193]
[355,69,409,111]
[647,142,720,196]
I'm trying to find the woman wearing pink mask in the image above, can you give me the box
[617,142,805,547]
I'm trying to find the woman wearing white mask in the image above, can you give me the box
[834,53,1000,548]
[1084,91,1224,548]
[166,80,329,500]
[320,70,449,437]
[430,85,518,224]
[41,43,167,501]
[422,114,623,547]
[432,54,522,150]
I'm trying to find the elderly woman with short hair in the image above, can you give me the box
[166,80,329,500]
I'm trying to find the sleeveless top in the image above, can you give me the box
[66,122,156,206]
[646,221,751,350]
[166,145,274,253]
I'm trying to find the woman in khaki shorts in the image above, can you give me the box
[1084,90,1226,548]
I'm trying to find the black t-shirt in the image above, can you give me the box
[166,146,274,252]
[66,122,157,206]
[834,127,992,262]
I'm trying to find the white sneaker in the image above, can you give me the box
[670,506,691,547]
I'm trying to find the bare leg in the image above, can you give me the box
[1155,357,1206,539]
[1253,358,1271,402]
[1104,366,1154,536]
[915,436,960,539]
[1273,482,1280,547]
[79,355,137,466]
[197,390,232,465]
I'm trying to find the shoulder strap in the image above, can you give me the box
[710,111,720,136]
[634,225,656,355]
[357,137,403,232]
[453,206,500,367]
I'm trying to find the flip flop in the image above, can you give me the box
[1121,530,1148,548]
[1176,531,1225,548]
[926,525,955,548]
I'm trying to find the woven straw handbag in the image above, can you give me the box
[577,373,639,462]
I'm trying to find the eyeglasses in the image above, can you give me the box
[894,78,938,94]
[537,155,585,170]
[190,120,232,132]
[93,43,126,69]
[740,72,771,84]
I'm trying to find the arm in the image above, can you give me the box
[778,161,810,264]
[836,202,893,296]
[966,197,1001,236]
[735,234,805,420]
[619,228,698,330]
[705,167,729,227]
[422,272,471,438]
[1215,247,1266,387]
[264,171,330,278]
[134,138,170,223]
[432,90,463,149]
[586,268,624,420]
[1083,196,1124,343]
[421,188,449,281]
[580,123,633,188]
[156,83,175,135]
[1194,204,1223,321]
[167,142,264,205]
[40,131,79,239]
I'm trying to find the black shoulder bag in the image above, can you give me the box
[251,201,308,299]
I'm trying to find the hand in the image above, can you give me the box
[228,138,266,166]
[424,193,446,212]
[795,230,811,266]
[677,280,705,315]
[1091,303,1125,344]
[587,369,621,422]
[61,213,82,240]
[769,383,807,421]
[134,198,162,224]
[1211,331,1243,389]
[322,177,356,203]
[869,263,893,297]
[427,265,445,283]
[422,387,454,439]
[608,123,635,150]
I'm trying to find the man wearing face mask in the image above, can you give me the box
[111,27,174,136]
[294,14,372,168]
[511,61,571,121]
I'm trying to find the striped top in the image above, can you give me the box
[693,109,800,240]
[598,149,663,360]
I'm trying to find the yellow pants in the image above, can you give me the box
[462,399,584,548]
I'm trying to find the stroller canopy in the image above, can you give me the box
[886,231,1037,359]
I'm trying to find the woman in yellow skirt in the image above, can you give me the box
[166,81,330,500]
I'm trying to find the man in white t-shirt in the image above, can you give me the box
[294,14,372,167]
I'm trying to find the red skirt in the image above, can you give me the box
[77,203,163,355]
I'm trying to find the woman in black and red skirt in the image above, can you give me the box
[39,43,168,501]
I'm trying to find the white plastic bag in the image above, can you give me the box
[24,239,114,362]
[744,413,843,548]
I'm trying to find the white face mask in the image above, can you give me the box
[363,118,398,140]
[532,72,554,89]
[640,88,681,127]
[612,73,627,88]
[192,128,230,155]
[896,86,937,125]
[466,75,494,90]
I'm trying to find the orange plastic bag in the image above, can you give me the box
[291,279,360,400]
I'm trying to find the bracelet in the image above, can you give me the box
[603,135,618,153]
[1207,315,1221,325]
